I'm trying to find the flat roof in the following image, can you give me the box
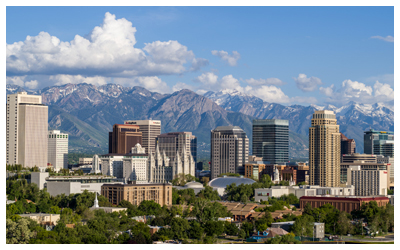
[300,196,389,201]
[102,183,172,187]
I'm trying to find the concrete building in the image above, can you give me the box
[18,213,60,225]
[299,196,389,213]
[313,223,325,239]
[122,144,148,183]
[347,166,387,196]
[108,124,142,154]
[364,129,394,157]
[79,158,94,165]
[101,182,172,206]
[377,155,394,184]
[252,119,289,164]
[254,185,354,202]
[309,110,341,187]
[48,130,68,170]
[7,92,48,168]
[156,132,196,177]
[101,154,125,179]
[30,171,49,190]
[210,126,249,179]
[341,133,356,156]
[340,154,390,188]
[45,175,118,196]
[124,120,161,153]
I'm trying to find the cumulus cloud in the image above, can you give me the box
[190,58,209,71]
[211,50,240,66]
[194,72,219,85]
[245,85,290,103]
[370,35,394,42]
[114,76,170,93]
[6,12,201,88]
[244,77,286,86]
[293,73,323,92]
[6,76,39,89]
[319,79,393,105]
[172,82,195,92]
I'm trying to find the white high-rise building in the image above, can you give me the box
[347,165,387,196]
[7,92,48,168]
[123,144,148,183]
[48,130,68,170]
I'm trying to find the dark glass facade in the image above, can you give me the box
[364,129,394,157]
[252,119,289,164]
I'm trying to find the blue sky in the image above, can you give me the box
[6,6,394,107]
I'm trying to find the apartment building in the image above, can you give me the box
[347,166,387,196]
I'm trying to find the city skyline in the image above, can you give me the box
[6,6,394,107]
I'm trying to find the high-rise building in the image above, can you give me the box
[309,110,341,187]
[347,166,387,196]
[252,119,289,164]
[210,126,249,179]
[108,124,142,154]
[364,129,394,157]
[48,130,68,170]
[340,133,356,156]
[124,120,161,153]
[122,144,148,183]
[156,131,196,164]
[7,92,48,168]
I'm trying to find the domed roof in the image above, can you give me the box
[184,181,204,189]
[208,176,256,188]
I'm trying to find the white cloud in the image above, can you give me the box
[293,73,323,92]
[172,82,195,92]
[245,85,290,103]
[6,12,201,86]
[190,58,209,71]
[374,81,394,100]
[49,74,109,86]
[219,75,243,92]
[114,76,170,93]
[370,35,394,42]
[194,72,219,85]
[319,84,335,97]
[211,50,240,66]
[319,79,393,105]
[6,76,39,89]
[245,77,286,86]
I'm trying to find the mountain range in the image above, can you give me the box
[6,83,394,160]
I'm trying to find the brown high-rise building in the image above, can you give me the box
[124,120,161,153]
[340,133,356,156]
[309,110,341,187]
[108,124,142,154]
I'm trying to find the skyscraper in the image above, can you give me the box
[48,130,68,170]
[210,126,249,179]
[340,133,356,156]
[309,110,341,187]
[124,120,161,153]
[252,119,289,164]
[364,129,394,157]
[7,92,48,168]
[108,124,142,154]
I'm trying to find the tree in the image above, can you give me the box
[337,211,351,237]
[238,229,246,242]
[241,221,254,238]
[189,220,204,239]
[6,218,34,244]
[224,221,238,236]
[50,205,61,214]
[255,213,273,232]
[291,214,314,237]
[204,221,224,237]
[170,217,190,239]
[266,233,300,244]
[197,186,220,201]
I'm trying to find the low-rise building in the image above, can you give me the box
[313,222,325,239]
[271,221,294,232]
[30,171,49,190]
[299,196,389,213]
[46,175,119,197]
[101,182,172,207]
[18,213,60,225]
[254,185,354,202]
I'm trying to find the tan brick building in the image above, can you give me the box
[101,183,172,206]
[309,110,341,187]
[299,196,389,213]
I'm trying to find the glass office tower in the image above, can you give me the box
[252,119,289,164]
